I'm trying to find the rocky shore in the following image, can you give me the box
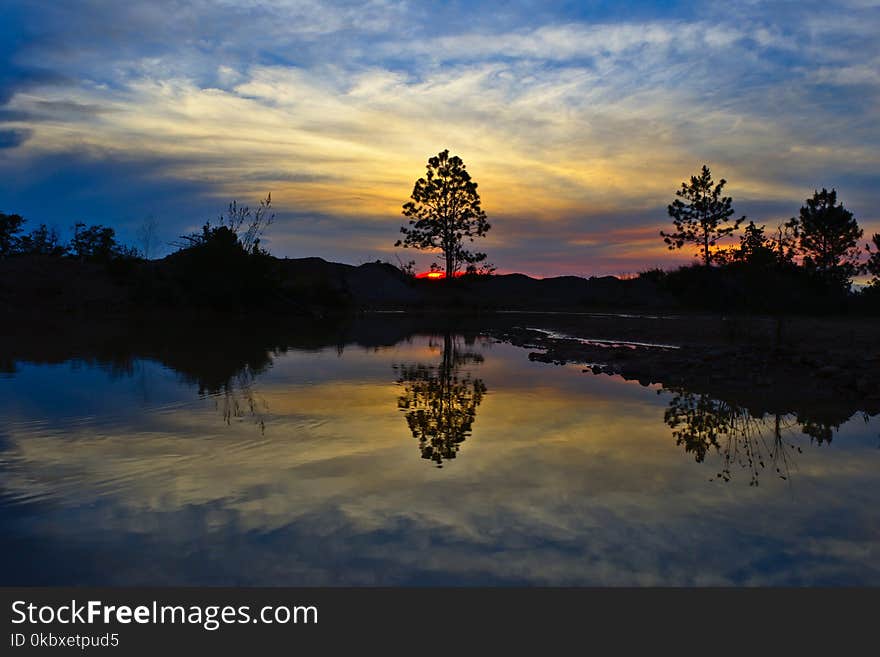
[490,315,880,427]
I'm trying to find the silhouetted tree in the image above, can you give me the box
[17,224,64,256]
[136,216,161,260]
[70,222,134,262]
[661,165,744,266]
[0,211,25,257]
[735,221,776,267]
[396,149,490,278]
[771,221,798,266]
[787,188,863,288]
[393,255,417,278]
[865,233,880,286]
[394,333,487,466]
[464,262,497,277]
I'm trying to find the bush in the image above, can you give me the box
[17,224,66,257]
[70,222,139,263]
[164,195,284,310]
[0,212,25,256]
[657,261,852,314]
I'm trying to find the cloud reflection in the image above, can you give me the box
[1,336,880,585]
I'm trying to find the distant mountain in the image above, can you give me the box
[0,253,671,318]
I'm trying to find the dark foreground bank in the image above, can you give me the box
[4,253,880,319]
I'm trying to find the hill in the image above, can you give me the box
[0,254,670,318]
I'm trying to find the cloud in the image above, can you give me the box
[379,20,749,63]
[0,1,878,275]
[0,128,31,149]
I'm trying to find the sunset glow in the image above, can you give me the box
[415,271,465,280]
[1,1,878,276]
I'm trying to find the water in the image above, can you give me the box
[1,323,879,585]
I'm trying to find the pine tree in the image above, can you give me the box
[661,165,744,266]
[396,150,490,278]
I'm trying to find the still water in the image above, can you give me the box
[2,326,879,585]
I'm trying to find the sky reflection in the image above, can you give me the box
[1,335,879,585]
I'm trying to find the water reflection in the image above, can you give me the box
[138,330,279,432]
[661,388,850,485]
[394,333,487,466]
[212,366,269,433]
[2,319,880,585]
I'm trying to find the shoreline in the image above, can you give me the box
[3,309,878,428]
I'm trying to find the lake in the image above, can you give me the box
[2,319,879,585]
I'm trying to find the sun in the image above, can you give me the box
[414,271,465,280]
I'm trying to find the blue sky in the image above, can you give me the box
[1,0,878,275]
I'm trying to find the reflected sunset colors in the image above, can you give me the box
[1,328,879,585]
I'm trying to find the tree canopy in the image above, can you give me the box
[0,212,25,257]
[396,149,490,278]
[70,222,132,262]
[787,188,863,287]
[867,234,880,286]
[17,224,65,257]
[734,221,777,267]
[661,165,744,267]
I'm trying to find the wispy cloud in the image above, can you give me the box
[1,1,878,274]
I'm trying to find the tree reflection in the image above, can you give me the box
[663,389,839,485]
[159,339,279,434]
[210,364,269,434]
[394,333,487,467]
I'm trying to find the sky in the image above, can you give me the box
[0,0,878,277]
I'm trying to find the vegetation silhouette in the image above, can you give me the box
[15,223,65,257]
[662,388,841,485]
[136,216,161,260]
[394,333,487,467]
[867,234,880,284]
[731,221,780,267]
[786,188,863,290]
[3,167,880,317]
[660,165,744,267]
[0,212,26,256]
[176,195,274,255]
[865,233,880,308]
[161,194,281,310]
[2,210,135,262]
[70,222,137,262]
[396,149,491,279]
[649,179,874,313]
